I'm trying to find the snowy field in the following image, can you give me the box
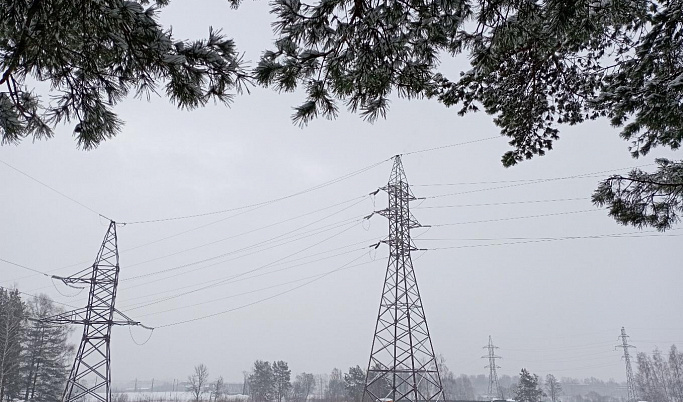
[109,392,249,402]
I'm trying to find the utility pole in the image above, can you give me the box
[482,336,503,400]
[616,327,638,402]
[363,155,444,402]
[40,221,151,402]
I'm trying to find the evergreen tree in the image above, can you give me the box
[272,361,291,402]
[4,0,683,231]
[260,0,683,231]
[343,366,365,402]
[0,288,25,402]
[0,0,249,149]
[364,364,391,400]
[21,294,73,402]
[514,369,545,402]
[249,360,275,402]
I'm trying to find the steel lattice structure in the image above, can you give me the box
[616,327,638,402]
[363,155,444,402]
[483,335,503,400]
[42,221,149,402]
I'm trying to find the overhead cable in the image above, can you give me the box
[415,163,656,187]
[0,257,51,278]
[427,231,683,251]
[119,158,390,225]
[422,163,656,199]
[122,195,369,273]
[0,158,112,220]
[120,237,379,303]
[153,252,379,328]
[415,197,587,209]
[431,209,600,226]
[402,136,500,155]
[122,221,362,311]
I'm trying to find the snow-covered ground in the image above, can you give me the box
[109,392,249,402]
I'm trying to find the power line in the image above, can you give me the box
[136,275,320,318]
[418,229,683,242]
[119,159,390,225]
[414,163,656,187]
[504,351,618,363]
[431,209,600,226]
[502,341,617,352]
[402,136,500,155]
[121,216,364,285]
[2,194,370,285]
[0,257,51,278]
[421,163,656,199]
[415,197,587,209]
[136,255,388,319]
[117,237,380,304]
[427,232,683,251]
[0,158,111,220]
[120,240,381,307]
[520,362,622,373]
[0,285,78,310]
[153,252,375,328]
[121,220,362,311]
[121,196,369,274]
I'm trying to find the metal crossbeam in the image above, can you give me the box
[363,155,444,402]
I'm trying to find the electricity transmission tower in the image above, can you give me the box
[363,155,444,402]
[483,335,503,400]
[41,221,151,402]
[616,327,638,402]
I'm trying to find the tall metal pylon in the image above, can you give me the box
[41,221,151,402]
[482,336,503,400]
[363,155,444,402]
[616,327,638,402]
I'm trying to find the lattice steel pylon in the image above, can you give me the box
[41,221,151,402]
[363,155,444,402]
[616,327,638,402]
[482,335,503,400]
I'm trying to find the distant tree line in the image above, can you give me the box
[0,288,73,402]
[3,284,681,402]
[188,353,683,402]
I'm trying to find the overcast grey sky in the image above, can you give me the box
[1,0,682,386]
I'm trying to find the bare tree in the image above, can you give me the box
[0,288,24,402]
[636,346,683,402]
[292,373,316,402]
[326,369,344,402]
[22,294,73,402]
[545,374,562,402]
[210,376,224,402]
[189,364,210,402]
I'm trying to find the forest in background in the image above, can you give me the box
[2,288,682,402]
